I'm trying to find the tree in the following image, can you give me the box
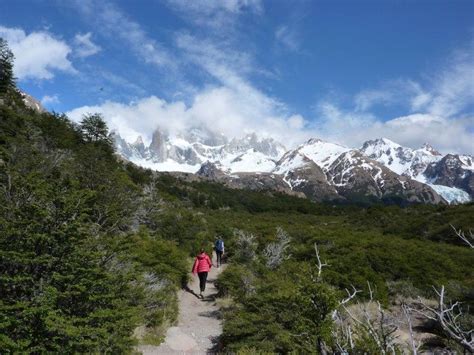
[263,227,291,269]
[0,38,15,94]
[0,140,139,352]
[80,113,110,143]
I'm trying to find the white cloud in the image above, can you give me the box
[68,96,186,144]
[166,0,263,29]
[351,49,474,117]
[173,32,315,144]
[68,1,308,147]
[0,26,75,80]
[41,94,60,105]
[169,0,263,15]
[73,0,173,68]
[275,25,299,52]
[405,80,432,111]
[314,102,473,155]
[67,86,312,148]
[312,42,474,155]
[176,33,278,108]
[74,32,101,58]
[380,114,473,155]
[67,2,472,156]
[426,49,474,117]
[67,87,472,156]
[288,114,305,129]
[354,89,394,111]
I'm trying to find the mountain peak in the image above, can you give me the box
[245,132,258,141]
[362,137,401,149]
[305,138,323,145]
[420,143,441,156]
[133,135,144,146]
[196,161,226,179]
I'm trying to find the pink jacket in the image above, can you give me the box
[192,253,212,274]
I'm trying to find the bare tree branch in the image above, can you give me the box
[340,285,361,306]
[402,303,421,355]
[450,224,474,249]
[367,281,374,301]
[338,283,399,354]
[314,242,328,279]
[413,285,473,352]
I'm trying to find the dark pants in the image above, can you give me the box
[216,250,223,266]
[198,272,208,292]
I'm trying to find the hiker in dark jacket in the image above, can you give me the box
[192,248,212,299]
[214,237,225,267]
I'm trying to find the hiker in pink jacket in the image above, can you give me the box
[192,249,212,299]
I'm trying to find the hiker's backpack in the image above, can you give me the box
[215,239,224,251]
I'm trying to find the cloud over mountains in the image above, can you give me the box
[2,1,472,155]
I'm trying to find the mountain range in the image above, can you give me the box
[20,90,470,206]
[113,128,473,205]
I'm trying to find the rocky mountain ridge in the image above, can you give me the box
[113,129,472,205]
[359,138,472,203]
[112,129,286,174]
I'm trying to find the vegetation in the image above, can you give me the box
[0,39,472,352]
[0,74,188,350]
[0,38,15,94]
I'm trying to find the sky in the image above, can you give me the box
[0,0,473,153]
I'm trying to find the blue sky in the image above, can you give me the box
[1,0,473,153]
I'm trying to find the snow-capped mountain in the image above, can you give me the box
[360,138,472,203]
[275,138,350,175]
[360,138,442,179]
[112,129,286,174]
[423,154,473,203]
[325,149,443,203]
[113,131,472,205]
[270,139,443,204]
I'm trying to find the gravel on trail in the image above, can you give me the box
[138,257,226,354]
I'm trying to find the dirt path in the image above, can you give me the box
[138,258,226,354]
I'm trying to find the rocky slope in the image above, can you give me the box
[424,154,474,198]
[326,150,444,204]
[113,130,472,205]
[19,91,46,113]
[178,143,444,205]
[360,138,472,203]
[360,138,442,179]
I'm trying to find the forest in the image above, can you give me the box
[1,39,473,353]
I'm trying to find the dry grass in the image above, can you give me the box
[133,319,173,346]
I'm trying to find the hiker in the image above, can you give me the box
[192,248,212,299]
[214,236,225,267]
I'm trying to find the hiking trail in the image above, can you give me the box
[138,257,226,354]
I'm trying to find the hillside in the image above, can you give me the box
[0,84,473,352]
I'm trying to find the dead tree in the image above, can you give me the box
[410,226,474,352]
[401,303,421,355]
[450,224,474,249]
[263,227,291,269]
[234,229,258,262]
[314,242,329,280]
[338,282,399,354]
[332,286,361,353]
[413,285,474,352]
